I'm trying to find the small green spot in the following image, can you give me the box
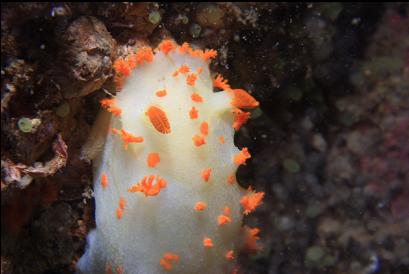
[55,102,70,118]
[148,10,161,25]
[305,246,325,262]
[283,158,300,173]
[190,23,202,38]
[18,117,33,133]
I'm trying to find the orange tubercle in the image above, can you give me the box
[218,214,231,226]
[156,89,167,97]
[160,252,179,271]
[119,197,126,210]
[232,108,251,131]
[186,73,198,86]
[146,105,171,134]
[200,121,209,136]
[101,173,108,189]
[191,92,203,103]
[219,136,225,144]
[202,49,217,61]
[243,226,261,253]
[116,208,123,219]
[240,190,265,215]
[136,47,154,64]
[192,135,206,146]
[225,250,235,260]
[229,88,259,109]
[112,128,144,150]
[213,74,231,91]
[189,106,199,119]
[195,201,207,211]
[147,153,160,168]
[201,168,212,182]
[197,67,203,74]
[113,58,131,76]
[203,237,214,248]
[234,147,251,165]
[100,98,116,108]
[227,174,236,185]
[108,106,122,117]
[128,175,167,197]
[159,39,176,55]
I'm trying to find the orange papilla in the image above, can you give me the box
[202,49,217,61]
[101,173,108,189]
[195,201,207,211]
[116,208,123,219]
[113,58,131,76]
[189,106,199,119]
[147,152,160,168]
[112,128,144,150]
[225,250,235,260]
[213,74,231,91]
[240,190,265,215]
[192,135,206,146]
[159,39,176,55]
[232,108,251,130]
[200,121,209,136]
[128,175,167,197]
[156,89,167,97]
[203,237,213,248]
[179,42,191,54]
[186,73,198,86]
[119,197,126,210]
[146,106,171,134]
[243,226,261,252]
[191,92,203,103]
[234,147,251,165]
[201,168,212,182]
[229,89,259,109]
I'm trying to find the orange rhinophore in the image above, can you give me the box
[146,105,171,134]
[112,128,144,150]
[160,252,179,271]
[128,175,167,197]
[101,173,108,189]
[186,73,198,86]
[203,237,214,248]
[156,89,167,97]
[225,250,235,260]
[191,92,203,103]
[119,197,126,210]
[213,74,231,91]
[243,226,261,252]
[200,121,209,136]
[116,208,123,219]
[195,201,207,211]
[227,174,236,185]
[232,108,251,130]
[201,168,212,182]
[202,49,217,61]
[219,136,225,144]
[234,147,251,165]
[240,190,265,215]
[113,58,131,76]
[189,106,199,119]
[147,153,160,168]
[229,89,259,109]
[192,135,206,146]
[159,39,176,55]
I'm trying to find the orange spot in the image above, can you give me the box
[179,42,191,54]
[159,39,176,55]
[101,173,108,189]
[229,89,259,109]
[203,237,213,248]
[112,128,144,150]
[232,108,251,130]
[160,252,179,271]
[200,121,209,136]
[213,74,231,91]
[218,215,231,226]
[197,67,203,74]
[234,147,251,165]
[240,190,265,215]
[119,197,126,210]
[189,106,199,119]
[223,206,231,215]
[146,105,171,134]
[225,250,235,260]
[195,202,207,211]
[219,136,225,144]
[147,153,160,168]
[186,73,198,86]
[156,89,167,97]
[201,168,212,182]
[243,226,261,253]
[113,58,131,76]
[191,92,203,103]
[227,175,236,185]
[192,135,206,146]
[128,175,167,197]
[116,208,123,219]
[202,49,217,61]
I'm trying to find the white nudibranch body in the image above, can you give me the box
[77,40,263,274]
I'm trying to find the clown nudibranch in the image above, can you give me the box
[77,39,264,274]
